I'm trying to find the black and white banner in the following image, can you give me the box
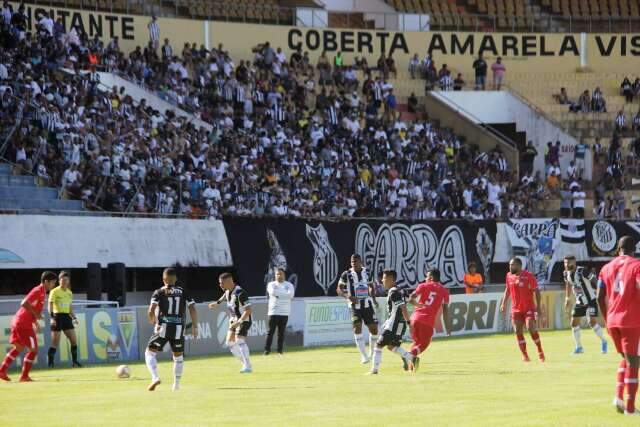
[223,218,497,297]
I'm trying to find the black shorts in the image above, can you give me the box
[230,320,252,337]
[572,301,598,318]
[51,313,74,332]
[147,323,185,353]
[351,305,377,326]
[377,329,404,348]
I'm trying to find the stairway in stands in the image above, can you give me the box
[0,163,84,212]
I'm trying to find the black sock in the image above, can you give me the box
[48,347,56,365]
[71,345,78,363]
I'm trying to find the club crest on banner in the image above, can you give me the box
[305,223,338,295]
[591,221,617,256]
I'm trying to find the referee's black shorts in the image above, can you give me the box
[51,313,74,331]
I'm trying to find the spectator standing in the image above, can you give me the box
[409,53,420,79]
[574,140,588,179]
[472,54,487,90]
[463,262,484,294]
[491,57,506,90]
[264,268,295,356]
[572,186,586,218]
[148,16,160,51]
[615,110,626,132]
[621,77,633,103]
[560,183,572,218]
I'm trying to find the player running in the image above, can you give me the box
[337,254,379,364]
[210,272,253,373]
[407,268,451,372]
[597,236,640,416]
[563,255,608,354]
[145,268,198,392]
[369,269,413,374]
[500,257,545,362]
[0,271,58,382]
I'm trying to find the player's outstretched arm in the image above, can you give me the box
[442,304,451,336]
[208,294,225,309]
[188,304,199,338]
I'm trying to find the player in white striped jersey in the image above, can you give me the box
[563,256,608,354]
[337,254,379,364]
[370,269,413,374]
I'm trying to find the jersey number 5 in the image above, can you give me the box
[422,291,436,306]
[613,272,624,293]
[167,296,181,315]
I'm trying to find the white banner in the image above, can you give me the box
[0,215,232,268]
[303,293,505,347]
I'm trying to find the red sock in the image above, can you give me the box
[625,365,639,413]
[617,359,627,401]
[20,352,36,378]
[0,348,20,372]
[516,334,528,356]
[530,331,544,353]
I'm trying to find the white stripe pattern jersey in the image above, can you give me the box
[148,21,160,41]
[339,268,374,309]
[564,266,597,306]
[382,286,408,336]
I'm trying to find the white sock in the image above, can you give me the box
[592,323,606,342]
[173,355,184,387]
[228,340,243,361]
[145,349,159,382]
[372,347,382,372]
[237,338,251,369]
[572,326,582,348]
[369,335,378,359]
[354,334,367,359]
[392,346,410,360]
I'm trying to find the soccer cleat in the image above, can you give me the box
[538,352,546,362]
[367,370,378,375]
[522,354,531,362]
[601,341,608,354]
[18,376,33,382]
[72,361,82,368]
[0,371,11,382]
[239,367,253,374]
[411,356,420,373]
[402,356,409,371]
[277,352,284,357]
[263,351,270,356]
[172,383,180,392]
[361,356,370,364]
[147,379,161,391]
[624,409,640,416]
[613,398,625,414]
[573,346,584,354]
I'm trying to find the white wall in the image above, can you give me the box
[432,91,592,180]
[0,215,232,269]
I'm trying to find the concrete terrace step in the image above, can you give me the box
[0,198,84,211]
[0,175,37,187]
[0,163,11,175]
[0,186,58,200]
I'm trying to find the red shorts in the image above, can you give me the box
[511,309,537,323]
[410,318,434,355]
[608,327,640,356]
[9,325,38,350]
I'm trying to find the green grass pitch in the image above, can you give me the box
[1,330,637,426]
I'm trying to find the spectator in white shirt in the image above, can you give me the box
[264,268,295,355]
[572,187,586,218]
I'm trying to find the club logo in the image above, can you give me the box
[264,228,298,292]
[305,223,338,295]
[476,228,494,284]
[591,221,617,255]
[117,311,136,355]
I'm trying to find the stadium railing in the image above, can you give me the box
[17,0,640,33]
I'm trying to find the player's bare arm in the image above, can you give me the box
[534,289,542,316]
[188,304,199,338]
[47,299,56,328]
[401,303,411,331]
[596,280,607,324]
[231,306,252,329]
[208,294,225,309]
[408,293,425,309]
[368,282,379,307]
[499,285,510,313]
[147,302,158,325]
[338,281,357,304]
[69,305,78,325]
[442,304,451,336]
[564,279,572,310]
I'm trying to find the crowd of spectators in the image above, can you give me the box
[555,87,607,113]
[0,4,549,220]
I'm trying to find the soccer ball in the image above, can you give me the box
[116,365,130,379]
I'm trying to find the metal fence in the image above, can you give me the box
[17,0,640,33]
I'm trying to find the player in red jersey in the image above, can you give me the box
[500,257,545,362]
[0,271,58,382]
[407,268,451,372]
[597,236,640,416]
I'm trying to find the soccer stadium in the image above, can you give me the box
[1,0,640,425]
